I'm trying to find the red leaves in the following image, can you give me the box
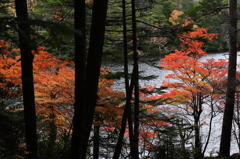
[160,28,228,107]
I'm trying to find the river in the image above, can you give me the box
[103,51,240,156]
[104,51,240,91]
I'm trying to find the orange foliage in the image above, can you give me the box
[0,43,125,137]
[160,28,228,108]
[0,41,22,99]
[53,11,66,21]
[169,10,198,28]
[169,10,184,25]
[95,68,125,127]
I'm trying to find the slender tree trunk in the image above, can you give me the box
[70,0,86,158]
[219,0,237,156]
[15,0,38,158]
[113,0,135,156]
[113,81,134,159]
[202,99,214,157]
[132,0,139,156]
[47,104,57,158]
[71,0,108,158]
[122,0,135,156]
[194,119,201,159]
[93,125,100,159]
[194,94,202,159]
[177,119,187,159]
[79,0,108,158]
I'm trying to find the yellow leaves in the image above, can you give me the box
[169,10,184,25]
[169,10,198,29]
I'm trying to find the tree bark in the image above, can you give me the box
[14,0,38,158]
[70,0,86,158]
[194,93,202,159]
[219,0,237,157]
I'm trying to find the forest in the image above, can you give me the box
[0,0,240,158]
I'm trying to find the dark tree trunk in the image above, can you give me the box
[113,81,134,159]
[202,98,214,157]
[194,93,202,159]
[93,125,100,159]
[194,117,201,159]
[79,0,108,158]
[113,0,135,157]
[132,0,139,157]
[71,0,108,158]
[219,0,237,157]
[14,0,38,158]
[121,1,135,156]
[70,0,86,158]
[47,105,57,158]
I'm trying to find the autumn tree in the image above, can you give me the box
[0,45,75,157]
[0,41,25,158]
[160,28,228,158]
[0,43,127,158]
[32,47,74,158]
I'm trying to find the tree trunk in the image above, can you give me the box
[79,0,108,158]
[113,81,134,159]
[113,0,135,156]
[194,119,201,159]
[202,99,214,157]
[14,0,38,158]
[219,0,237,157]
[47,104,57,158]
[132,0,139,157]
[70,0,86,158]
[194,93,202,159]
[93,125,100,159]
[122,0,135,157]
